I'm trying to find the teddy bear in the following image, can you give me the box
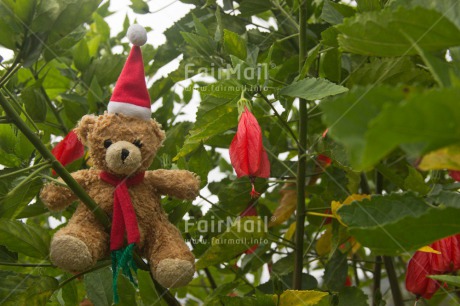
[39,24,200,290]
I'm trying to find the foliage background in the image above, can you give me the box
[0,0,460,305]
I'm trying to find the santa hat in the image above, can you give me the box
[108,24,151,120]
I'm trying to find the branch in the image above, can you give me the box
[293,0,308,290]
[257,91,299,146]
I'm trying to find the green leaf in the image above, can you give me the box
[84,266,113,306]
[130,0,150,14]
[355,0,381,11]
[73,38,91,71]
[323,250,348,291]
[363,88,460,169]
[321,0,355,25]
[273,290,329,306]
[174,97,238,160]
[61,280,78,306]
[0,245,17,263]
[428,274,460,287]
[390,0,460,29]
[0,175,43,219]
[0,0,36,50]
[336,6,460,56]
[346,57,432,87]
[410,39,452,87]
[181,32,216,57]
[320,86,460,170]
[32,0,102,45]
[223,29,247,60]
[138,270,162,306]
[0,218,50,258]
[337,287,368,306]
[238,0,272,17]
[196,217,267,269]
[337,192,460,255]
[117,274,137,305]
[192,13,208,37]
[403,166,430,195]
[21,85,47,123]
[0,270,58,305]
[280,77,348,101]
[188,143,213,187]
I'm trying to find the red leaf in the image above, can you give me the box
[405,251,439,299]
[51,130,84,175]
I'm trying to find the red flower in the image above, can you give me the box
[317,154,332,168]
[240,205,259,254]
[406,250,439,299]
[431,234,460,273]
[51,130,84,175]
[344,275,352,287]
[406,234,460,299]
[229,106,270,198]
[449,170,460,181]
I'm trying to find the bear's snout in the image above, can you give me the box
[105,141,142,175]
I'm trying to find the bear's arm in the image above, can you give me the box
[40,170,94,211]
[145,169,200,200]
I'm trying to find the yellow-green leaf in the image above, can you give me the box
[272,290,328,306]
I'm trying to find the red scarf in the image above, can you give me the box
[99,171,145,251]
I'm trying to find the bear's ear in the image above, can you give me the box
[75,115,97,145]
[151,119,166,143]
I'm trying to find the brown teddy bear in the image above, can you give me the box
[40,24,199,290]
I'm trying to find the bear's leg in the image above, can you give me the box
[50,206,109,272]
[147,219,195,288]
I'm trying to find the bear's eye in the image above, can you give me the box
[104,139,113,149]
[133,139,143,148]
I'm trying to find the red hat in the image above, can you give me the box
[108,24,151,120]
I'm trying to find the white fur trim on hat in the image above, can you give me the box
[108,101,151,121]
[127,24,147,46]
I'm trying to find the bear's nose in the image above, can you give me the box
[121,149,130,161]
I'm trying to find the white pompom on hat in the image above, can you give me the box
[107,24,151,120]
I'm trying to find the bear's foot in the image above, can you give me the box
[50,235,94,272]
[153,258,195,288]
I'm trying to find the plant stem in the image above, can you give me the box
[57,260,111,290]
[150,270,181,306]
[375,169,403,306]
[258,91,299,146]
[293,0,308,290]
[384,256,404,306]
[204,268,217,290]
[0,92,111,229]
[0,161,50,179]
[0,55,21,88]
[372,256,382,306]
[29,68,68,134]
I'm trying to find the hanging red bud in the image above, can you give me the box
[229,105,270,198]
[51,130,85,175]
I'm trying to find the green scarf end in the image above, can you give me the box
[111,243,138,304]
